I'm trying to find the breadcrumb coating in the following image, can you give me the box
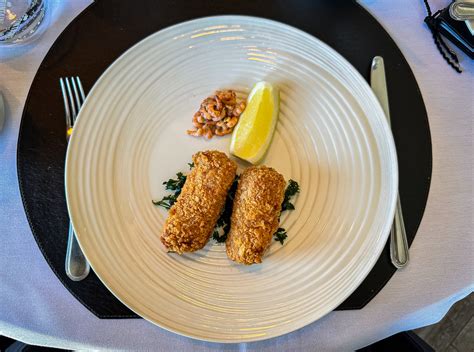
[161,151,237,253]
[226,166,286,264]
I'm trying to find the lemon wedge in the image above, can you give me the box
[230,81,279,164]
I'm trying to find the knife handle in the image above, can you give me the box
[390,194,409,268]
[65,222,90,281]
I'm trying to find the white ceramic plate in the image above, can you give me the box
[65,16,397,343]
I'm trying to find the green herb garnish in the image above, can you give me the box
[153,172,187,209]
[162,172,187,191]
[188,162,194,169]
[212,175,240,243]
[273,180,300,244]
[281,179,300,211]
[152,195,178,210]
[274,227,288,245]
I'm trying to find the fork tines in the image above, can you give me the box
[59,76,86,129]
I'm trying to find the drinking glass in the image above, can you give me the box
[0,0,48,45]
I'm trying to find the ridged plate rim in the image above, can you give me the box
[65,15,398,343]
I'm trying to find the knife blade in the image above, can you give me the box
[370,56,410,269]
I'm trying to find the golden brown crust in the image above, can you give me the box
[160,151,237,253]
[226,166,286,264]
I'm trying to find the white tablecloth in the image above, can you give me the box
[1,0,472,350]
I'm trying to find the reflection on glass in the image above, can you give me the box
[0,0,48,45]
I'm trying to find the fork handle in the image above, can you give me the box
[390,193,409,268]
[65,223,90,281]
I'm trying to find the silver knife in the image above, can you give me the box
[371,56,410,269]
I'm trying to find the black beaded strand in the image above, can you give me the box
[423,0,462,73]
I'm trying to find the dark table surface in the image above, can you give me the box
[16,0,431,321]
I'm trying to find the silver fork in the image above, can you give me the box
[60,77,90,281]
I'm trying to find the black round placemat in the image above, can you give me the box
[17,0,432,318]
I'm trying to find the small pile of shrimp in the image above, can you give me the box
[187,90,246,139]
